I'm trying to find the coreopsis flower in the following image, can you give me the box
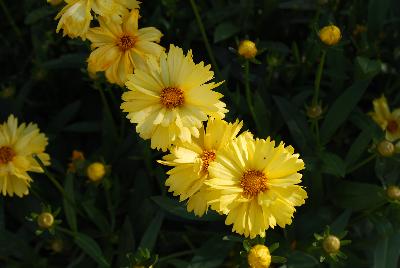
[206,133,307,238]
[55,0,140,39]
[87,9,164,86]
[319,25,341,46]
[248,244,271,268]
[370,95,400,141]
[0,115,50,197]
[121,44,228,151]
[87,162,106,181]
[159,118,243,216]
[238,40,257,59]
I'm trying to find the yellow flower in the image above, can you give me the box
[0,115,50,197]
[47,0,63,6]
[121,44,228,151]
[55,0,140,39]
[248,244,271,268]
[87,162,106,181]
[319,25,341,46]
[37,212,55,229]
[206,133,307,238]
[159,118,243,216]
[370,95,400,141]
[377,140,395,157]
[238,40,257,59]
[87,9,164,86]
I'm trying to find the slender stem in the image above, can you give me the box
[0,0,23,42]
[346,154,376,174]
[56,226,75,236]
[158,249,195,263]
[244,60,257,126]
[312,49,326,106]
[189,0,224,85]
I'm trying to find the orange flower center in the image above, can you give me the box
[0,146,15,165]
[117,35,136,51]
[201,150,216,172]
[160,87,184,109]
[240,170,268,198]
[387,120,398,133]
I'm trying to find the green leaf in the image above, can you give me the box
[355,56,381,80]
[74,233,109,267]
[47,100,81,133]
[25,7,56,25]
[64,121,101,133]
[63,173,77,232]
[330,209,352,234]
[42,53,86,69]
[321,152,346,178]
[333,181,386,211]
[271,256,287,263]
[367,0,391,34]
[138,211,164,251]
[151,196,221,221]
[213,22,239,43]
[189,237,234,268]
[320,80,370,144]
[373,231,400,268]
[82,201,110,233]
[286,251,319,268]
[345,129,373,169]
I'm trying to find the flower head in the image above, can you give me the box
[0,115,50,197]
[323,235,341,254]
[238,40,258,59]
[377,140,395,157]
[121,44,228,151]
[55,0,140,39]
[87,9,163,85]
[159,118,243,216]
[206,133,307,238]
[370,95,400,141]
[248,244,271,268]
[319,25,341,46]
[87,162,106,181]
[37,212,55,229]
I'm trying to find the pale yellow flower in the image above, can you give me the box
[121,44,228,151]
[159,118,243,216]
[87,9,164,86]
[370,95,400,141]
[55,0,140,39]
[206,133,307,238]
[0,115,50,197]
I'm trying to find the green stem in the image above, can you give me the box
[104,187,115,231]
[0,0,23,42]
[244,60,257,127]
[189,0,224,85]
[346,154,376,174]
[312,49,326,106]
[56,226,75,236]
[158,249,195,263]
[98,86,119,139]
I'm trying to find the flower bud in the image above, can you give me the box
[377,140,395,157]
[47,0,63,6]
[248,244,271,268]
[87,162,106,181]
[319,25,341,46]
[323,235,341,254]
[307,105,323,119]
[387,185,400,200]
[50,239,63,253]
[37,212,54,229]
[238,40,258,59]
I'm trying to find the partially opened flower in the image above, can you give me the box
[206,133,307,238]
[121,44,228,151]
[0,115,50,197]
[55,0,140,39]
[159,118,243,216]
[87,9,164,86]
[369,95,400,141]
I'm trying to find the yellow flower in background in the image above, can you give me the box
[319,25,341,46]
[87,9,164,86]
[87,162,106,181]
[55,0,140,39]
[159,118,243,216]
[238,40,257,59]
[0,115,50,197]
[206,133,307,238]
[370,95,400,141]
[121,44,228,151]
[248,244,271,268]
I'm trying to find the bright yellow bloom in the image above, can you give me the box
[87,162,106,181]
[37,212,55,229]
[159,118,243,216]
[319,25,341,46]
[370,95,400,141]
[0,115,50,197]
[238,40,257,59]
[248,244,271,268]
[121,44,228,151]
[55,0,140,39]
[206,133,307,238]
[87,9,164,86]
